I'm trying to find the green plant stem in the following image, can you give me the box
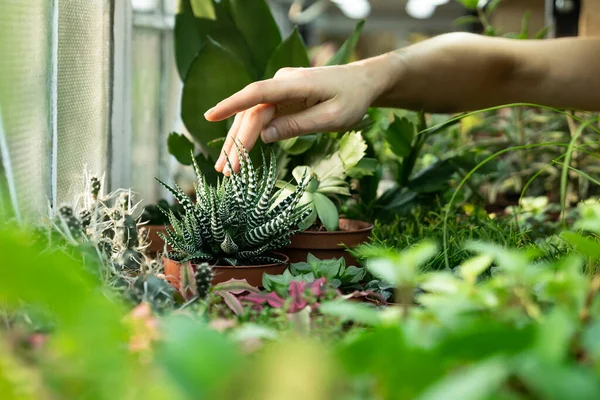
[420,104,600,137]
[560,119,592,224]
[443,141,573,270]
[179,295,200,310]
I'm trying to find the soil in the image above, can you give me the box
[306,221,328,232]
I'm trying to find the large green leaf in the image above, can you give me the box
[174,1,256,80]
[190,0,216,18]
[386,117,415,158]
[174,0,207,79]
[167,132,195,165]
[225,0,282,75]
[313,192,339,231]
[560,232,600,259]
[417,358,509,400]
[181,39,253,159]
[262,27,310,79]
[327,20,365,66]
[157,314,243,399]
[0,229,134,399]
[408,158,457,194]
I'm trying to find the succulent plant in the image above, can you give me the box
[157,145,311,266]
[276,131,369,231]
[49,174,148,273]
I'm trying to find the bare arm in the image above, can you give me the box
[205,32,600,173]
[371,33,600,113]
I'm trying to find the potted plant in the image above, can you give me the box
[159,146,311,288]
[138,200,185,255]
[275,131,374,265]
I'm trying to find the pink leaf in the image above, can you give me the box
[288,281,308,313]
[213,278,260,294]
[217,290,245,316]
[242,292,285,308]
[309,277,327,297]
[347,290,388,305]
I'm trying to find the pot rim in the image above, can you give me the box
[164,252,289,269]
[296,218,373,236]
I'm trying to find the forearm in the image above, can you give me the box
[361,33,600,113]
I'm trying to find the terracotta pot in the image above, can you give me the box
[163,252,289,289]
[140,225,171,255]
[279,218,373,266]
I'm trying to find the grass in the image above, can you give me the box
[356,205,569,272]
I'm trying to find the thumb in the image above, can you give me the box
[260,101,340,143]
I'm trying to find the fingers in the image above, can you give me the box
[215,111,244,173]
[204,76,310,122]
[220,104,276,175]
[261,101,342,143]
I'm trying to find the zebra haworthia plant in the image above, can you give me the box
[157,145,311,266]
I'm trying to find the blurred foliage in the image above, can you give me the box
[2,203,600,399]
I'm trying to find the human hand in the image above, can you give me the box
[204,60,389,174]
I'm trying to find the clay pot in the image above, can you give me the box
[141,225,171,255]
[163,252,289,289]
[279,218,373,266]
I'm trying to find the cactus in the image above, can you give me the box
[194,263,213,300]
[157,146,311,266]
[52,175,150,272]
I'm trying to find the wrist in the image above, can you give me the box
[358,50,407,107]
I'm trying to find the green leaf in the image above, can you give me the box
[517,360,600,400]
[417,358,509,400]
[339,131,367,170]
[262,27,310,79]
[327,20,364,66]
[485,0,503,15]
[518,11,531,39]
[190,0,216,19]
[181,39,253,159]
[226,0,282,75]
[458,254,494,284]
[313,192,339,231]
[534,25,550,40]
[292,166,314,186]
[157,315,243,398]
[278,134,318,155]
[457,0,479,10]
[408,159,457,194]
[319,300,387,326]
[386,117,415,158]
[452,15,481,27]
[341,265,366,283]
[167,132,195,165]
[174,1,256,80]
[312,258,343,280]
[347,157,377,179]
[560,232,600,259]
[174,0,208,79]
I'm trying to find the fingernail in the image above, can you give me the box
[214,154,225,170]
[262,126,278,143]
[204,106,215,118]
[223,165,230,176]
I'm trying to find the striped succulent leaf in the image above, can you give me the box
[157,146,309,266]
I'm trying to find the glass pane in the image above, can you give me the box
[132,0,159,12]
[163,0,178,15]
[56,0,111,204]
[0,0,52,218]
[131,28,162,205]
